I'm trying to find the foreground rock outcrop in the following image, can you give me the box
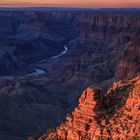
[37,76,140,140]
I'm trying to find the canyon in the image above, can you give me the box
[0,9,139,140]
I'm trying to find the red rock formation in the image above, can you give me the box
[37,76,140,140]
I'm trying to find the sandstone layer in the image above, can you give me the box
[37,76,140,140]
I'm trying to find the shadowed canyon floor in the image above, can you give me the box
[0,9,139,140]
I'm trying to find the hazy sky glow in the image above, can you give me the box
[0,0,140,8]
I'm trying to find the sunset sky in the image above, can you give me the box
[0,0,140,8]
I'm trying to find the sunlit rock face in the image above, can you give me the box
[38,76,140,140]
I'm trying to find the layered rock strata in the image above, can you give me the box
[0,11,140,75]
[115,39,140,81]
[37,76,140,140]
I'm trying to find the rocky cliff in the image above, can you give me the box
[115,39,140,81]
[37,76,140,140]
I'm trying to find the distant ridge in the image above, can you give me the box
[0,7,139,12]
[0,7,95,11]
[99,8,140,11]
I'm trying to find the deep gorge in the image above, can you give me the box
[0,10,139,140]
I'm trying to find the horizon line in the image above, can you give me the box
[0,6,140,9]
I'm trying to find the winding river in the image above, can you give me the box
[50,45,68,59]
[34,45,68,76]
[0,45,68,79]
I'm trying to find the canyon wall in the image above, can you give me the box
[37,76,140,140]
[0,11,139,75]
[115,39,140,81]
